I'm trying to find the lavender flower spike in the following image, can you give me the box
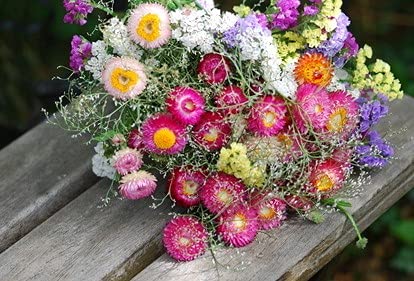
[69,35,92,72]
[63,0,94,26]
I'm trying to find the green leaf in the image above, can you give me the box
[390,220,414,246]
[93,130,118,142]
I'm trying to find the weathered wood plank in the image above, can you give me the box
[0,179,170,281]
[0,122,98,253]
[131,96,414,281]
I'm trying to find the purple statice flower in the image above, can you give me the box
[357,94,389,133]
[303,5,319,16]
[63,0,93,26]
[270,0,300,30]
[69,35,92,72]
[223,14,270,48]
[356,130,394,168]
[317,13,350,58]
[334,32,359,67]
[254,13,269,30]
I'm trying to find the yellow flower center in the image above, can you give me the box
[178,237,191,247]
[327,107,348,132]
[110,68,139,93]
[232,214,247,231]
[153,128,176,150]
[217,189,232,204]
[315,173,334,191]
[203,128,219,143]
[259,206,276,220]
[262,111,278,128]
[315,104,323,114]
[182,180,198,196]
[136,14,161,42]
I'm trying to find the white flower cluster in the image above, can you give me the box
[102,17,143,60]
[85,41,113,81]
[196,0,215,10]
[170,8,238,53]
[92,142,116,179]
[327,68,361,98]
[264,58,299,100]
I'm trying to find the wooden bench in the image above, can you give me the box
[0,96,413,281]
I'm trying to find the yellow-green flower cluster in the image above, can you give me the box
[301,0,342,47]
[217,142,265,187]
[352,45,403,100]
[274,32,305,62]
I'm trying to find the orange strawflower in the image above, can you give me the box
[294,53,333,87]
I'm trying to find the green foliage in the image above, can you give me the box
[391,247,414,274]
[390,220,414,246]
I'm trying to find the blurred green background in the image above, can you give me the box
[0,1,413,280]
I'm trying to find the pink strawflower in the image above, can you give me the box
[113,148,143,175]
[142,113,188,155]
[215,85,248,115]
[199,172,247,214]
[127,3,171,49]
[102,57,147,100]
[250,193,287,230]
[119,170,157,200]
[168,167,206,208]
[308,158,347,194]
[127,129,144,149]
[166,87,205,125]
[192,112,231,151]
[247,95,288,136]
[163,216,209,262]
[197,53,231,84]
[325,91,359,138]
[293,83,332,132]
[216,205,259,248]
[111,133,126,146]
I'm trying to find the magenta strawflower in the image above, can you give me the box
[199,172,247,214]
[251,193,287,230]
[247,95,288,136]
[285,195,314,211]
[166,87,206,125]
[119,170,157,200]
[308,158,347,194]
[63,0,93,26]
[142,113,188,155]
[197,53,231,84]
[127,129,144,150]
[168,167,206,208]
[113,148,143,175]
[293,83,332,132]
[69,35,92,72]
[163,216,209,261]
[325,91,359,138]
[215,85,248,115]
[192,112,231,151]
[216,205,259,247]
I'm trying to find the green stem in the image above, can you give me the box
[92,1,116,17]
[337,205,368,249]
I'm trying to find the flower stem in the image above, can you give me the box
[337,205,368,249]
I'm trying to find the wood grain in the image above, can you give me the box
[0,122,98,253]
[0,179,171,281]
[131,96,414,281]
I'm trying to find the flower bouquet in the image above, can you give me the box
[49,0,404,262]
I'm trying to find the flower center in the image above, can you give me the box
[137,14,161,42]
[327,107,348,132]
[217,189,232,204]
[315,173,334,191]
[262,111,278,128]
[182,180,198,196]
[232,214,247,231]
[314,104,323,114]
[203,128,219,143]
[178,236,191,247]
[110,68,139,93]
[259,206,276,220]
[153,128,177,150]
[182,99,196,113]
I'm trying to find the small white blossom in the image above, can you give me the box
[85,41,113,81]
[92,142,116,179]
[102,17,143,60]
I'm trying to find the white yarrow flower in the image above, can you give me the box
[92,143,116,179]
[84,41,113,81]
